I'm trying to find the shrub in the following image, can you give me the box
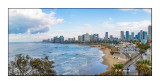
[110,51,115,55]
[8,54,56,76]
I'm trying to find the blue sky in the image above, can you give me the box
[9,8,151,42]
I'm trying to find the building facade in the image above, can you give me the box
[126,31,129,40]
[148,25,152,41]
[143,31,147,40]
[59,36,64,43]
[131,32,134,39]
[140,30,143,40]
[78,36,82,42]
[121,31,124,41]
[104,32,108,41]
[83,33,90,42]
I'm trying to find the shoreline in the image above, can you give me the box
[76,44,121,71]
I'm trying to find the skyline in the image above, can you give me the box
[9,8,151,42]
[42,26,151,43]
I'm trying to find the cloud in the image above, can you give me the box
[108,18,112,20]
[143,9,151,13]
[117,20,151,31]
[119,9,138,11]
[120,8,151,14]
[9,9,64,34]
[9,20,151,42]
[100,20,151,37]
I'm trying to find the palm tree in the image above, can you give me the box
[136,59,151,76]
[136,42,150,59]
[111,64,124,76]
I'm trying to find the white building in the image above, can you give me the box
[83,33,90,42]
[147,48,152,61]
[120,31,124,41]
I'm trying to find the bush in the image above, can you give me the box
[110,51,115,55]
[8,54,56,76]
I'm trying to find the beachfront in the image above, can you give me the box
[76,42,148,76]
[77,44,126,71]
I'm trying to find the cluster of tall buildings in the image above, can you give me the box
[43,25,152,43]
[78,33,100,42]
[42,36,64,43]
[120,25,152,41]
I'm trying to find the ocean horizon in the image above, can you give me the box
[9,42,108,75]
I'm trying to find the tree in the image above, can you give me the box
[8,54,56,76]
[110,51,115,55]
[136,59,152,76]
[136,42,150,59]
[111,64,124,76]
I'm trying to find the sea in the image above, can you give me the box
[9,42,108,75]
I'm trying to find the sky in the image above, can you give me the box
[9,8,151,42]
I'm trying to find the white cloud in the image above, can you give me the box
[100,20,151,37]
[108,17,112,20]
[9,20,151,42]
[9,9,64,34]
[143,9,151,13]
[119,9,138,11]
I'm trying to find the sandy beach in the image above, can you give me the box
[91,45,120,71]
[76,44,124,71]
[100,48,119,70]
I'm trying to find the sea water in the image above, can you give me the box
[9,42,108,75]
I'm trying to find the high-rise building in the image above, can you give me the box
[110,35,113,40]
[126,31,129,40]
[59,36,64,43]
[93,34,99,40]
[135,35,138,39]
[140,30,143,40]
[68,37,75,42]
[131,32,134,39]
[143,31,147,40]
[120,31,124,40]
[138,32,141,40]
[129,35,132,40]
[78,36,82,42]
[104,32,108,41]
[83,33,90,42]
[148,25,152,41]
[53,36,59,43]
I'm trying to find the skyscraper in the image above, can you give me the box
[129,35,132,40]
[126,31,129,40]
[83,33,90,42]
[104,32,108,41]
[135,35,138,39]
[138,32,140,40]
[148,25,152,41]
[59,36,64,43]
[140,30,143,40]
[120,31,124,41]
[93,34,99,40]
[131,32,134,39]
[143,31,147,40]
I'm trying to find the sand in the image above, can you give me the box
[76,44,124,71]
[100,48,119,71]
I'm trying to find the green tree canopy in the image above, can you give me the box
[111,64,124,76]
[136,59,152,76]
[8,54,56,76]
